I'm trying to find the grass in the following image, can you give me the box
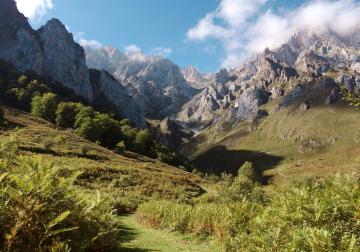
[0,107,204,212]
[187,98,360,185]
[119,214,215,252]
[137,174,360,251]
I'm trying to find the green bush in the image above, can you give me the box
[115,141,126,154]
[0,135,122,251]
[137,175,360,251]
[55,102,81,128]
[31,93,58,122]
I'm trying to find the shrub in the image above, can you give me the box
[55,102,81,128]
[115,141,126,154]
[133,129,153,155]
[17,75,28,85]
[137,175,360,251]
[238,161,258,182]
[74,105,95,128]
[113,175,132,196]
[0,135,122,251]
[31,93,58,122]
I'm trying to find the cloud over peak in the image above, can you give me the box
[187,0,360,68]
[15,0,53,20]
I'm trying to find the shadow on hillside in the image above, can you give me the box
[193,146,284,184]
[19,146,109,162]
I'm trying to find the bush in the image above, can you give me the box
[115,141,126,154]
[137,175,360,251]
[0,135,122,251]
[133,129,153,155]
[55,102,81,128]
[31,93,58,122]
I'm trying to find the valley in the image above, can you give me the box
[0,0,359,251]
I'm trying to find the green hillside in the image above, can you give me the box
[188,84,360,185]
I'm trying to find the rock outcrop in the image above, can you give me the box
[181,65,209,89]
[89,69,146,127]
[85,46,198,119]
[38,19,92,100]
[0,0,146,127]
[176,30,360,131]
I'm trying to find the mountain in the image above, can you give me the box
[85,46,198,119]
[181,65,210,89]
[176,31,360,131]
[0,0,145,127]
[178,31,360,184]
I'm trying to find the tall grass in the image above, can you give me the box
[0,135,122,251]
[137,174,360,251]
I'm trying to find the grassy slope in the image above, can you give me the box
[188,100,360,186]
[1,107,204,205]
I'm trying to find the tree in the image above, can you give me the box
[31,93,58,122]
[74,105,95,128]
[121,125,137,150]
[55,102,81,128]
[133,129,153,155]
[75,118,98,142]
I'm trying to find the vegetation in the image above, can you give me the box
[0,59,189,168]
[0,135,122,251]
[0,107,204,213]
[341,85,360,110]
[137,163,360,251]
[31,93,58,123]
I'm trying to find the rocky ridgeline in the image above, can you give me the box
[0,0,145,127]
[175,31,360,130]
[85,46,197,119]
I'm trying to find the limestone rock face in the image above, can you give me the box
[85,46,198,119]
[236,87,271,119]
[89,69,146,128]
[0,0,43,73]
[0,0,148,127]
[0,0,93,100]
[181,65,209,89]
[38,19,92,100]
[176,30,360,132]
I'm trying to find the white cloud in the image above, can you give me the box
[150,47,172,57]
[74,32,103,49]
[15,0,53,19]
[187,0,360,68]
[124,44,143,54]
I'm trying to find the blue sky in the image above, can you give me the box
[16,0,360,72]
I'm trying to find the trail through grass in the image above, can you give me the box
[119,214,215,252]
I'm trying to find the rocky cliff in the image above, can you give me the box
[0,0,146,127]
[176,31,360,131]
[85,46,198,119]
